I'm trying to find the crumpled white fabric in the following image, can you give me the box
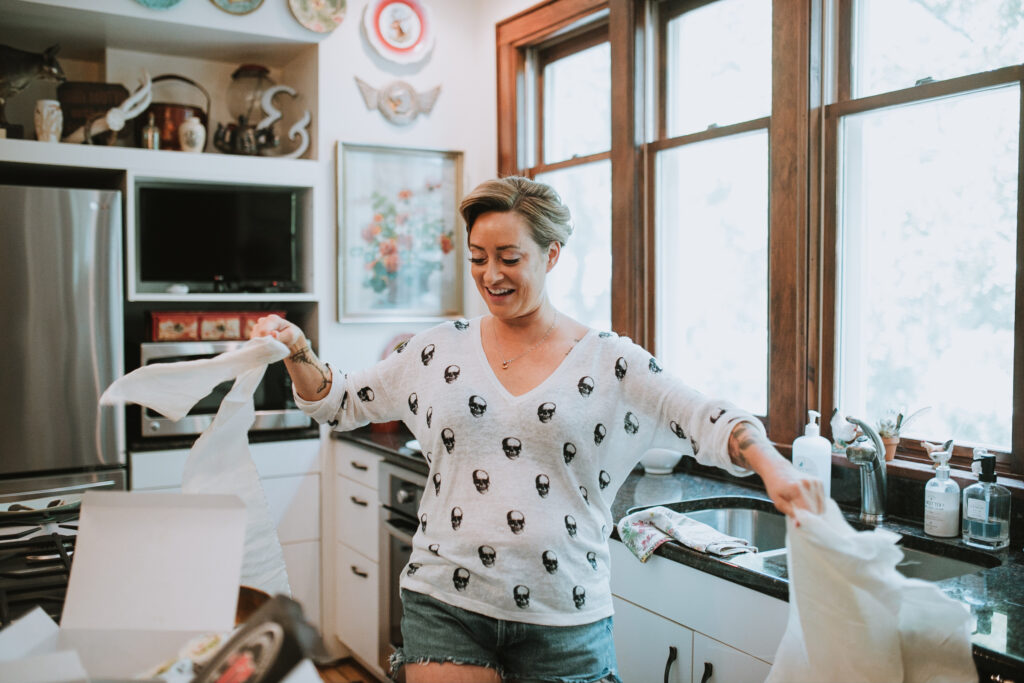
[616,506,757,561]
[100,336,292,597]
[767,499,977,683]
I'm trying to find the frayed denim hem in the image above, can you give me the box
[388,647,506,681]
[511,669,622,683]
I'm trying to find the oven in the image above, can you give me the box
[139,341,311,437]
[378,461,425,672]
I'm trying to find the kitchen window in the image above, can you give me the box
[821,0,1023,468]
[498,0,1023,473]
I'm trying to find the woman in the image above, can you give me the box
[253,176,823,683]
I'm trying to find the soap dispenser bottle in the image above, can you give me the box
[962,449,1010,550]
[793,410,832,498]
[923,440,959,538]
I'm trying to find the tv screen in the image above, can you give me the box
[138,185,298,291]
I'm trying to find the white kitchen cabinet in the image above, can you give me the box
[335,541,380,670]
[692,633,772,683]
[613,596,693,683]
[324,438,387,680]
[129,438,323,631]
[609,540,787,682]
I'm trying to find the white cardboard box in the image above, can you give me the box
[1,490,246,681]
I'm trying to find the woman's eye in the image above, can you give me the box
[501,258,520,265]
[469,257,486,265]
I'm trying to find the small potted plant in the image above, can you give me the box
[876,406,930,461]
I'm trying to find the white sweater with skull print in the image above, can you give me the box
[296,317,763,627]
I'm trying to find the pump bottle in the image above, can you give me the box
[923,443,959,538]
[792,410,831,498]
[962,449,1010,550]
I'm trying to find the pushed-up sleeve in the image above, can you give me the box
[292,336,416,430]
[616,338,763,477]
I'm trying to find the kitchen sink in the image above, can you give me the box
[627,497,999,582]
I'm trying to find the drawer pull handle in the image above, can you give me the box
[663,646,677,683]
[350,565,369,578]
[350,461,369,471]
[700,662,713,683]
[350,496,369,507]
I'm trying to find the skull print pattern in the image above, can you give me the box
[319,317,761,627]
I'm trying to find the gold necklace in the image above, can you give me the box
[496,312,558,370]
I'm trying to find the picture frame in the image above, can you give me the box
[337,142,463,321]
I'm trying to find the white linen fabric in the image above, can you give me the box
[100,337,292,597]
[298,317,763,626]
[767,499,977,683]
[616,506,757,561]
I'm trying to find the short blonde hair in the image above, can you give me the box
[459,176,573,249]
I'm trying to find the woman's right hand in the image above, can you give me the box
[251,314,307,351]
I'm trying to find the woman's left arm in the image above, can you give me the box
[728,422,824,517]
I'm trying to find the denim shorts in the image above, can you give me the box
[391,589,622,683]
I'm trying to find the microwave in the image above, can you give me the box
[139,341,311,438]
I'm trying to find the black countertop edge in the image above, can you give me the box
[129,425,320,452]
[334,425,1024,672]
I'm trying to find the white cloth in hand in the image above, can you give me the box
[100,337,293,597]
[767,499,976,683]
[616,505,757,562]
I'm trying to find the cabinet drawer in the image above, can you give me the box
[336,475,379,561]
[333,441,382,489]
[613,596,692,683]
[335,542,379,670]
[692,633,771,683]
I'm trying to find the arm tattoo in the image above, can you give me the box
[728,422,760,469]
[289,345,332,394]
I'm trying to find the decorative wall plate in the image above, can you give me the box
[362,0,435,65]
[134,0,184,8]
[355,77,440,125]
[210,0,264,15]
[288,0,346,33]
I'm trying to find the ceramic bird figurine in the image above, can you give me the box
[0,44,66,134]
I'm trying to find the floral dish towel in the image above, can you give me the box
[617,506,758,562]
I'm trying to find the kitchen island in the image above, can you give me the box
[333,426,1024,681]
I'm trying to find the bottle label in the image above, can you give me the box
[796,457,817,477]
[966,497,988,521]
[924,492,958,536]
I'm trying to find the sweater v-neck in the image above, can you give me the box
[472,317,596,402]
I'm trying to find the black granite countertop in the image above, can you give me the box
[334,426,1024,676]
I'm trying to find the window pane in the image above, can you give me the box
[665,0,771,138]
[536,161,612,332]
[837,86,1018,450]
[655,131,769,414]
[854,0,1024,98]
[543,42,611,164]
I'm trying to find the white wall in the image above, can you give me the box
[313,0,536,370]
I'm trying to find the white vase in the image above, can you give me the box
[34,99,62,142]
[178,116,206,153]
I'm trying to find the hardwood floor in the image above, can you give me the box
[316,657,379,683]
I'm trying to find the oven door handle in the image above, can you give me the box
[383,517,417,544]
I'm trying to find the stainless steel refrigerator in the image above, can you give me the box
[0,184,126,501]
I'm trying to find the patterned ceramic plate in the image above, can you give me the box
[134,0,184,8]
[210,0,264,15]
[289,0,346,33]
[362,0,435,65]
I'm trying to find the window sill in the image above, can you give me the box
[831,452,1024,498]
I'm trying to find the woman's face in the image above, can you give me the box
[468,210,559,322]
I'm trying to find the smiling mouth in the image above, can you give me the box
[486,287,514,297]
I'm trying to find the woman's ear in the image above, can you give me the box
[546,241,561,272]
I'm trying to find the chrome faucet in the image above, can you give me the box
[844,417,886,524]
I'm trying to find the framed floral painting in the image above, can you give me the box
[337,143,463,320]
